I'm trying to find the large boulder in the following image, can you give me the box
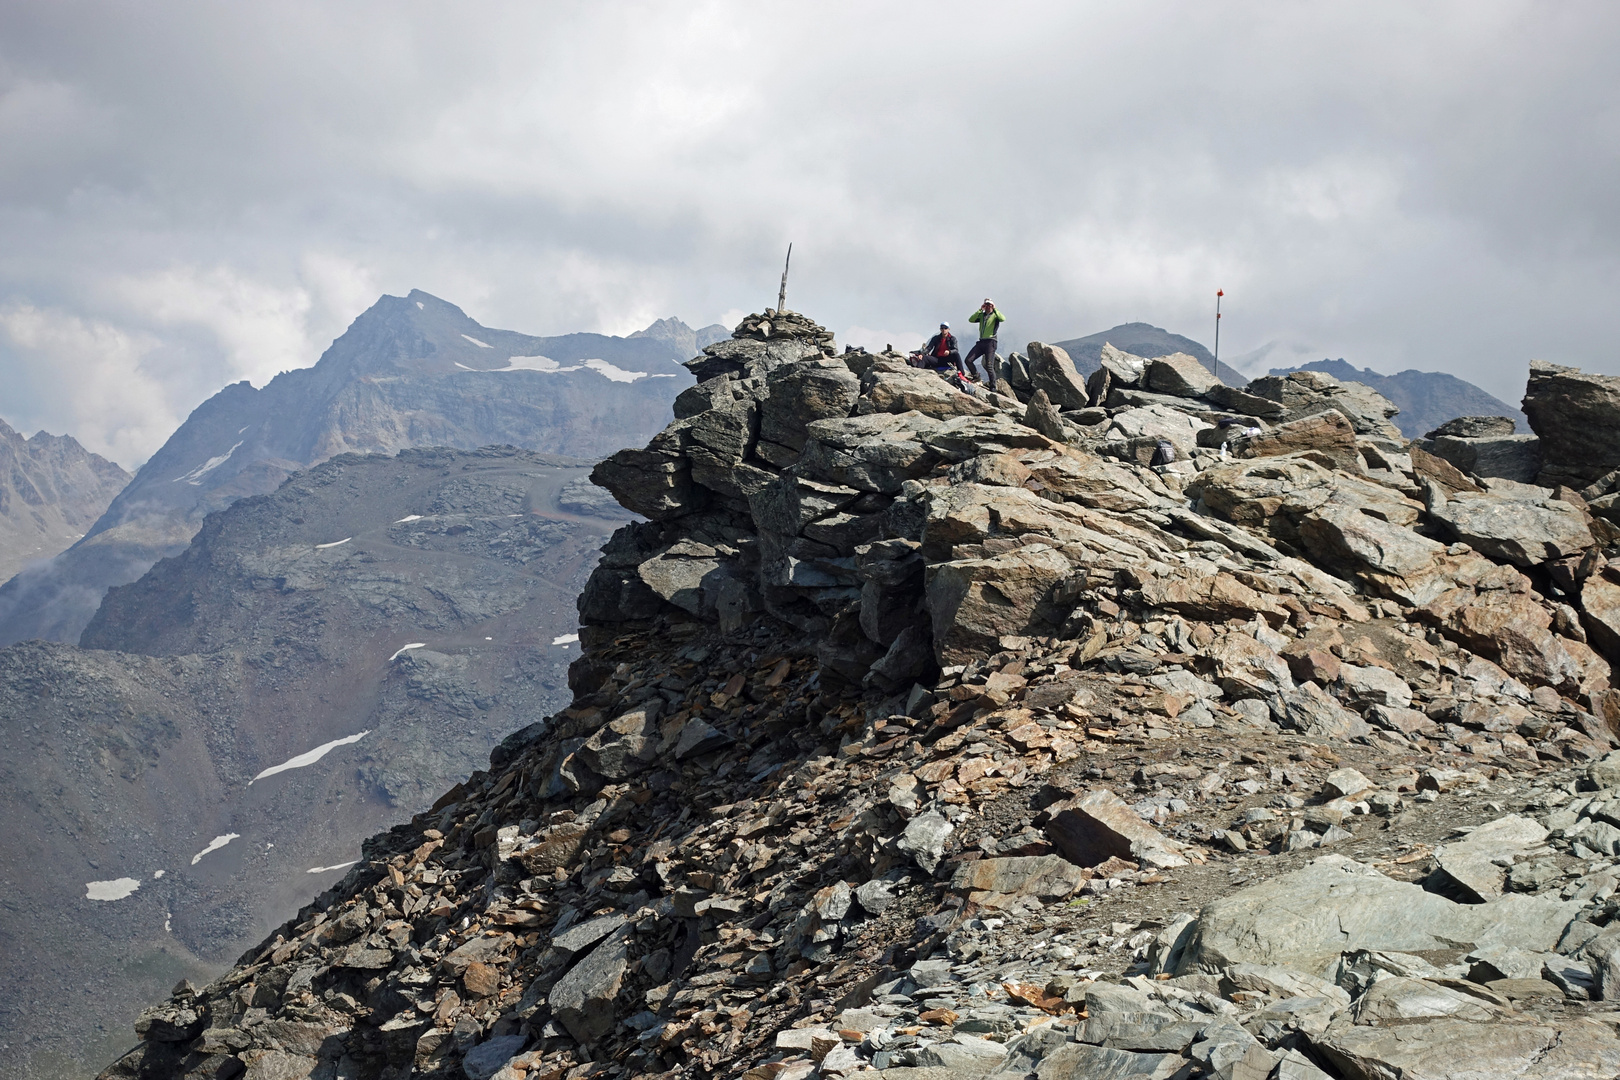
[859,363,996,420]
[1175,855,1581,977]
[1107,404,1211,461]
[1022,389,1069,442]
[1427,486,1594,567]
[1581,569,1620,663]
[1145,352,1220,398]
[1421,433,1543,484]
[949,855,1088,908]
[1247,370,1402,439]
[1315,1018,1620,1080]
[1096,343,1148,387]
[758,358,860,452]
[796,412,943,494]
[1426,416,1517,438]
[1420,584,1608,695]
[1232,411,1359,471]
[590,426,699,520]
[1044,788,1187,870]
[1025,342,1091,410]
[1426,814,1549,903]
[1522,359,1620,487]
[925,544,1071,662]
[549,931,630,1045]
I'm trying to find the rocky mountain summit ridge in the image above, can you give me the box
[0,416,131,582]
[0,292,696,649]
[102,316,1620,1080]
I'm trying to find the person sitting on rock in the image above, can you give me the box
[913,323,960,372]
[965,299,1005,388]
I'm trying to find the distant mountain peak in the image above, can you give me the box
[0,417,130,583]
[629,316,730,358]
[0,293,699,649]
[1052,322,1237,384]
[1267,358,1527,439]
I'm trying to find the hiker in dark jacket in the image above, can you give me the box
[916,323,960,371]
[964,299,1005,387]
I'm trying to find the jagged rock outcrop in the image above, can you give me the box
[1523,359,1620,490]
[98,313,1620,1080]
[0,293,695,648]
[0,416,130,582]
[1416,415,1543,484]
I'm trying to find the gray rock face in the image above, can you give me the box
[1035,1042,1185,1079]
[0,292,694,647]
[1523,358,1620,487]
[1045,789,1186,870]
[1421,433,1543,484]
[1426,415,1517,438]
[898,811,953,873]
[949,855,1087,907]
[1145,353,1220,398]
[1025,342,1092,410]
[1176,855,1581,977]
[1245,370,1403,441]
[1428,487,1593,566]
[461,1035,528,1080]
[549,932,630,1044]
[1314,1018,1620,1080]
[1427,814,1549,903]
[0,417,131,584]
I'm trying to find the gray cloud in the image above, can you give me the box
[2,1,1617,465]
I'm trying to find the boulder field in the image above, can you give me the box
[102,315,1620,1080]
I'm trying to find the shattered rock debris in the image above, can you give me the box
[102,318,1620,1079]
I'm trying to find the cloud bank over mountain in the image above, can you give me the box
[2,2,1617,465]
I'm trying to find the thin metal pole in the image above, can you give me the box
[777,243,793,313]
[1214,288,1224,383]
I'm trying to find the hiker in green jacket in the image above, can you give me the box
[964,299,1005,388]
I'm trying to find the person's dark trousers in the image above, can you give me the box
[963,337,998,387]
[938,349,962,374]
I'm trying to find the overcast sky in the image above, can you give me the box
[2,1,1617,466]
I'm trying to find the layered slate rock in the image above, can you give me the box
[1523,359,1620,488]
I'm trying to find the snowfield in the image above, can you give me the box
[249,730,370,785]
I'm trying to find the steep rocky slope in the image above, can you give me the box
[101,317,1620,1080]
[0,293,695,648]
[1,447,631,1080]
[0,416,130,581]
[1268,359,1528,439]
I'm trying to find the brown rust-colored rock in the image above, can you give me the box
[1233,411,1359,470]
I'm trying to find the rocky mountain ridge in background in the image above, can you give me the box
[1267,358,1529,440]
[630,319,731,360]
[1,446,633,1080]
[101,315,1620,1080]
[0,416,131,582]
[1052,324,1230,385]
[0,291,696,648]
